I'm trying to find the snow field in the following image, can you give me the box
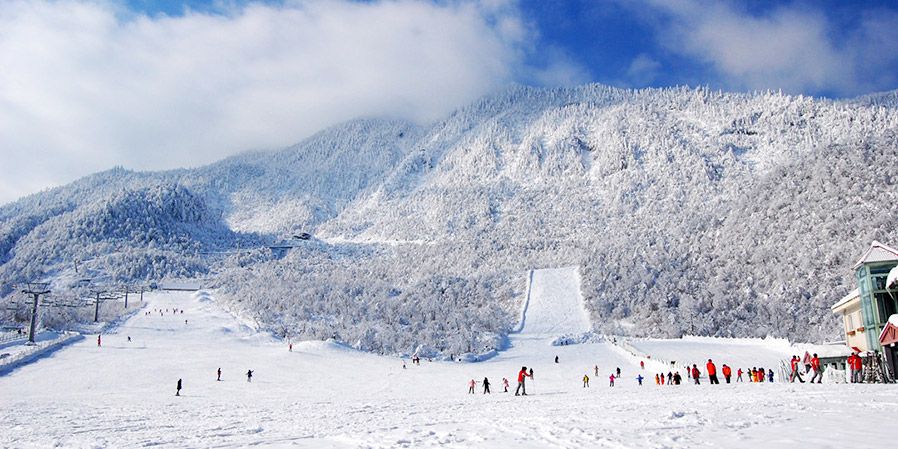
[1,290,897,448]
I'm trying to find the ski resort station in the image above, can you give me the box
[831,241,898,379]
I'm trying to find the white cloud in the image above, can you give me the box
[636,0,898,95]
[0,0,555,204]
[625,53,661,86]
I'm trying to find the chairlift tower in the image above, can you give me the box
[93,290,122,322]
[21,282,51,344]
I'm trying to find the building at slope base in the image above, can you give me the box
[831,241,898,352]
[879,315,898,380]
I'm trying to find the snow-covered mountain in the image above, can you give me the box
[2,83,897,355]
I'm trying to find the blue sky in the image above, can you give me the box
[123,0,898,98]
[1,0,897,204]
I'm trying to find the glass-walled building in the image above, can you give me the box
[835,241,898,351]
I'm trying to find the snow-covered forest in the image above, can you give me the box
[2,83,897,355]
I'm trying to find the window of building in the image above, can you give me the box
[874,275,888,291]
[875,292,898,324]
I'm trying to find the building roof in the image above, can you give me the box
[805,343,852,359]
[853,241,898,269]
[831,288,860,312]
[879,314,898,346]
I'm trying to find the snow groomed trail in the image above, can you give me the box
[516,266,592,336]
[1,290,897,448]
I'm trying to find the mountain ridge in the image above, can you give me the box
[2,83,897,355]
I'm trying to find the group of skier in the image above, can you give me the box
[465,366,532,395]
[175,368,254,396]
[789,353,828,383]
[673,360,776,385]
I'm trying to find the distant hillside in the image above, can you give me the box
[2,84,897,355]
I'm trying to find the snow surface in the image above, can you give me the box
[626,337,796,378]
[2,291,897,448]
[516,266,591,336]
[887,266,898,290]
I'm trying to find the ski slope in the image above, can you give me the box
[1,290,897,448]
[517,266,591,336]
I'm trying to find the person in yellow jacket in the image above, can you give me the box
[582,374,590,388]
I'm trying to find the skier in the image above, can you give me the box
[289,343,293,352]
[758,367,766,382]
[609,373,615,387]
[722,364,732,383]
[789,356,805,383]
[767,368,774,383]
[809,353,823,383]
[246,369,254,382]
[502,377,509,393]
[667,372,672,385]
[615,367,621,378]
[691,364,700,385]
[655,373,660,385]
[583,374,590,388]
[673,372,682,385]
[636,374,644,385]
[594,365,599,376]
[468,379,476,394]
[217,368,222,381]
[127,336,132,343]
[483,377,491,394]
[640,360,645,370]
[555,355,559,364]
[660,373,665,385]
[176,378,182,396]
[529,367,534,379]
[706,359,719,384]
[515,366,532,396]
[97,334,102,347]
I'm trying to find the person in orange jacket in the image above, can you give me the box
[722,364,732,383]
[706,359,719,384]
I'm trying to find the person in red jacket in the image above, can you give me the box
[706,359,719,384]
[691,364,701,385]
[515,366,532,396]
[736,368,743,382]
[789,356,805,383]
[848,353,863,383]
[722,364,732,383]
[808,353,823,383]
